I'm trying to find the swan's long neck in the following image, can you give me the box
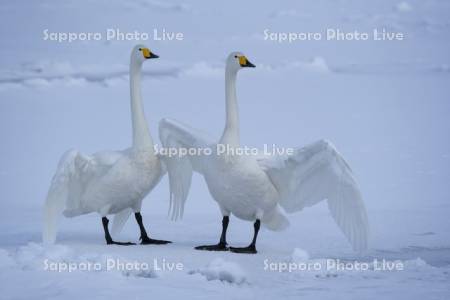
[130,60,153,150]
[219,67,239,147]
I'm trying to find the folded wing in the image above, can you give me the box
[159,118,214,220]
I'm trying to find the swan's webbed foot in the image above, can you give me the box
[195,216,230,251]
[195,242,229,251]
[135,212,171,245]
[229,219,260,254]
[229,245,257,254]
[106,240,136,246]
[140,236,172,245]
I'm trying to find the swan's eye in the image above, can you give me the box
[234,55,237,58]
[138,48,142,51]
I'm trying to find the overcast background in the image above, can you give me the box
[1,0,449,227]
[0,0,449,299]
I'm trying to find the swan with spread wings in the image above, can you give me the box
[159,52,369,254]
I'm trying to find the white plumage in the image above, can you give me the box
[258,140,369,251]
[43,45,170,246]
[159,52,369,253]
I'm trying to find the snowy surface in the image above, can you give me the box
[1,0,450,299]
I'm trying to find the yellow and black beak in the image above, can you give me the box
[239,56,255,68]
[141,48,159,59]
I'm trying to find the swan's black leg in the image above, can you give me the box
[102,217,135,246]
[135,212,171,245]
[230,219,260,254]
[195,216,229,251]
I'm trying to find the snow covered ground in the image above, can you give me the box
[0,0,449,299]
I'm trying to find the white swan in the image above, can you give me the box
[43,45,171,246]
[159,52,369,253]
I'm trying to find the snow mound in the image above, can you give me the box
[290,248,310,262]
[189,258,247,284]
[0,61,180,89]
[11,243,158,278]
[0,248,15,269]
[303,57,331,73]
[15,242,75,270]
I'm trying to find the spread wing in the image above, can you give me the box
[258,140,369,251]
[43,149,124,243]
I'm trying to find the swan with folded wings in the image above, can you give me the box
[159,52,369,254]
[43,45,171,246]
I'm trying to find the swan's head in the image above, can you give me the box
[131,44,159,65]
[226,52,255,73]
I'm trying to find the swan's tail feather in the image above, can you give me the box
[111,208,132,237]
[43,150,78,244]
[262,207,290,231]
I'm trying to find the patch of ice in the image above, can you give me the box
[269,9,310,19]
[435,64,450,73]
[414,231,435,236]
[396,2,413,13]
[262,57,332,74]
[181,62,223,78]
[124,0,190,13]
[289,57,331,73]
[403,257,431,270]
[22,78,53,88]
[122,269,158,279]
[189,258,247,284]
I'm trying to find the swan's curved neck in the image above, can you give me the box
[219,67,239,147]
[130,60,153,150]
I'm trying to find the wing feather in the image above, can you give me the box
[258,140,369,251]
[159,118,214,220]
